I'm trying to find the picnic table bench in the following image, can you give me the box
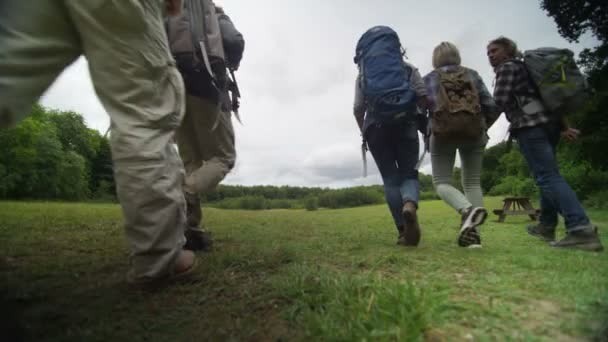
[492,197,540,222]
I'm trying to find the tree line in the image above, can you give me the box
[1,103,606,209]
[2,1,606,209]
[0,104,115,201]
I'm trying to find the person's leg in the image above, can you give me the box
[0,1,81,128]
[68,1,192,281]
[459,137,486,208]
[430,136,472,213]
[515,125,589,229]
[365,125,404,230]
[515,124,602,251]
[395,122,420,205]
[175,96,204,228]
[394,122,421,246]
[457,136,489,248]
[185,95,236,195]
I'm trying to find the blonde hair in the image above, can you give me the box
[488,36,523,59]
[432,42,462,69]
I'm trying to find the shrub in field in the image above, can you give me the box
[584,190,608,209]
[305,196,319,211]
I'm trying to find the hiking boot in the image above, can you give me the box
[184,227,213,252]
[401,201,421,246]
[550,226,604,252]
[184,192,202,228]
[527,223,556,242]
[128,250,199,289]
[458,207,487,248]
[396,225,407,245]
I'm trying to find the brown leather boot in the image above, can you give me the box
[401,201,421,246]
[396,225,407,245]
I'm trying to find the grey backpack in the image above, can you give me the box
[166,0,244,116]
[166,0,225,80]
[523,48,590,116]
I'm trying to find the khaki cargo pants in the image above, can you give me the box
[0,0,187,282]
[175,94,236,227]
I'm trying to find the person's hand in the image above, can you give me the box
[561,127,580,142]
[166,0,183,17]
[417,96,430,111]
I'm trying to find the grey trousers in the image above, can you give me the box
[430,134,487,213]
[0,0,187,282]
[175,94,236,228]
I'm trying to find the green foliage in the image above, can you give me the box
[0,104,114,201]
[304,196,319,211]
[488,176,538,198]
[558,158,608,198]
[584,190,608,209]
[318,186,384,209]
[205,185,385,210]
[419,191,440,201]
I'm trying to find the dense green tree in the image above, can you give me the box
[541,0,608,170]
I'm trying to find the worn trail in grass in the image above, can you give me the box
[1,198,607,341]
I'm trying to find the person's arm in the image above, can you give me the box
[409,66,430,110]
[353,74,366,133]
[492,63,517,113]
[472,70,500,128]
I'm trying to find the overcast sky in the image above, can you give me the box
[40,0,598,188]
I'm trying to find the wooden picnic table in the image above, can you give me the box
[492,197,540,222]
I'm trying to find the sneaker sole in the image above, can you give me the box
[458,208,487,247]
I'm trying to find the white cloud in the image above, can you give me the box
[39,0,600,187]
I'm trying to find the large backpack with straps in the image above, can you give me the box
[354,26,417,124]
[522,48,590,117]
[431,67,484,142]
[166,0,243,115]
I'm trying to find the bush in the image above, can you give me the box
[584,190,608,209]
[267,199,294,209]
[305,196,319,211]
[419,191,440,201]
[559,160,608,200]
[489,176,538,198]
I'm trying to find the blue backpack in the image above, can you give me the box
[354,26,417,124]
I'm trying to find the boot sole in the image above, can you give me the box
[551,242,604,252]
[527,230,555,242]
[402,209,420,246]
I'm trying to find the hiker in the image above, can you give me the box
[0,0,198,285]
[353,26,428,247]
[488,36,603,252]
[167,1,244,251]
[423,42,500,248]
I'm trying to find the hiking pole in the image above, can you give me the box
[361,138,368,177]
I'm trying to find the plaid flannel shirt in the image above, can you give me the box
[423,65,500,128]
[493,60,551,130]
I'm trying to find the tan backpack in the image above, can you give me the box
[431,67,484,142]
[166,0,225,80]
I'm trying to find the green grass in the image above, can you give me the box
[1,198,607,341]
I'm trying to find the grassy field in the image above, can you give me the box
[1,198,607,341]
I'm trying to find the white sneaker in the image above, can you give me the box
[458,207,487,248]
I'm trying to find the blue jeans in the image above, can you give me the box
[513,122,590,232]
[365,122,420,228]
